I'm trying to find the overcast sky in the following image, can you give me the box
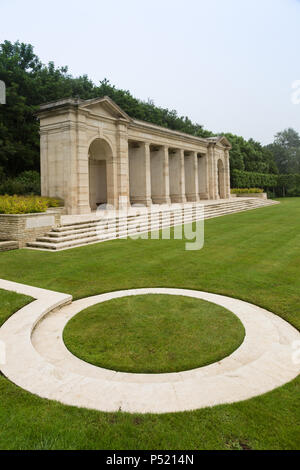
[1,0,300,144]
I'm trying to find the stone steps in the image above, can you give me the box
[29,216,199,250]
[27,198,279,251]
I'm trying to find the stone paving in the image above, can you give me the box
[0,279,299,414]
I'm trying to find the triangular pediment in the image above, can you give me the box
[207,136,232,149]
[217,136,231,148]
[79,96,131,121]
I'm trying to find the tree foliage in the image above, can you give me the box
[266,128,300,174]
[0,40,98,177]
[224,134,278,174]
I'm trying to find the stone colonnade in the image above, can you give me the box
[128,143,228,206]
[38,97,231,215]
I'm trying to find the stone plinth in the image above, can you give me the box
[0,211,61,248]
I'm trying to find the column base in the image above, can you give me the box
[130,196,152,207]
[170,195,187,204]
[152,196,172,205]
[70,204,91,215]
[117,196,131,210]
[186,194,200,202]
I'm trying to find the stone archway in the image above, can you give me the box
[217,159,225,199]
[88,138,113,210]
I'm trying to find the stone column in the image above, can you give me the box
[207,145,214,200]
[208,144,218,200]
[198,153,209,200]
[76,122,92,214]
[106,155,119,208]
[169,149,186,203]
[224,149,231,198]
[40,130,49,197]
[48,119,84,215]
[116,121,130,209]
[129,142,152,206]
[150,145,171,204]
[184,151,199,202]
[215,154,220,200]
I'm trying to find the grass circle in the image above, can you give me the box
[63,294,245,374]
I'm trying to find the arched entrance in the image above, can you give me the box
[88,138,113,210]
[217,159,225,199]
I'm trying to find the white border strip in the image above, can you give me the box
[0,280,299,414]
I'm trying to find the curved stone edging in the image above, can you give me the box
[0,280,299,414]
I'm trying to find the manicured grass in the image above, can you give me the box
[63,295,245,373]
[0,198,299,449]
[0,288,32,325]
[0,199,299,330]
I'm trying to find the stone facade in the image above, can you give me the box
[37,96,231,215]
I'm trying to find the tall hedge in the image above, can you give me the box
[276,174,300,197]
[231,170,278,189]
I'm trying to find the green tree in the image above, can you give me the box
[267,128,300,174]
[224,134,245,171]
[0,41,99,176]
[0,41,41,175]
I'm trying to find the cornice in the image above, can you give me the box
[37,96,231,152]
[129,120,210,150]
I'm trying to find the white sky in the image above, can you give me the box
[1,0,300,144]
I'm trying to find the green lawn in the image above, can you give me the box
[0,197,299,450]
[0,288,32,326]
[63,294,245,373]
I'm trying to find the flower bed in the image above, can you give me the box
[0,195,62,214]
[231,188,264,194]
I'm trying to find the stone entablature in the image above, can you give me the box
[37,96,231,215]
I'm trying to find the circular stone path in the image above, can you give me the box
[0,279,299,414]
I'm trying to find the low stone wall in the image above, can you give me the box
[0,241,19,252]
[236,193,267,199]
[0,210,61,248]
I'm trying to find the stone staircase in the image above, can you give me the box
[27,198,279,251]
